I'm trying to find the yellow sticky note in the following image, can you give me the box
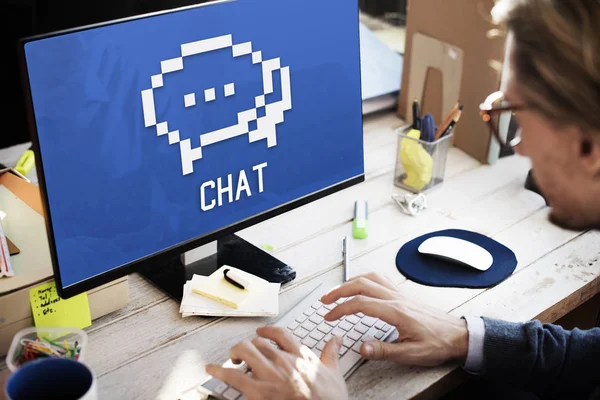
[192,275,249,309]
[191,266,271,309]
[29,281,92,329]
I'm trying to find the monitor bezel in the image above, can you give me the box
[17,0,365,299]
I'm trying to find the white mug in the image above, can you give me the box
[5,358,97,400]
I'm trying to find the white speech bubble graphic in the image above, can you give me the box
[141,34,292,175]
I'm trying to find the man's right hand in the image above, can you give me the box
[320,272,469,367]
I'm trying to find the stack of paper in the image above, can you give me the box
[179,265,280,317]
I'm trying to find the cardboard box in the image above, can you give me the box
[0,169,128,355]
[398,0,507,164]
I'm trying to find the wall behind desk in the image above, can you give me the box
[398,0,506,164]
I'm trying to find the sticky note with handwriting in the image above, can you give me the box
[29,281,92,329]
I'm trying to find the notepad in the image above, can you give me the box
[191,266,258,308]
[180,266,280,317]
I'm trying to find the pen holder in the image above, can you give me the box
[393,125,453,193]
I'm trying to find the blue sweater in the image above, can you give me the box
[482,317,600,399]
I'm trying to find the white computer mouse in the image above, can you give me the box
[417,236,493,271]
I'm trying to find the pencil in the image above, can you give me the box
[440,107,463,138]
[434,102,460,140]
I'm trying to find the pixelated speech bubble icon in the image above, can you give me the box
[141,34,292,176]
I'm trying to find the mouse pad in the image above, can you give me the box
[395,229,518,288]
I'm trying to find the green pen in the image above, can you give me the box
[352,200,368,239]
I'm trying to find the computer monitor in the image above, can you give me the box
[5,0,211,149]
[19,0,365,300]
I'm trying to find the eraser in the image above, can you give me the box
[224,269,251,290]
[353,200,368,239]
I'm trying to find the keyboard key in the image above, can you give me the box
[309,314,324,325]
[311,301,323,309]
[316,341,326,351]
[293,327,310,339]
[323,334,333,343]
[223,387,241,400]
[356,312,365,318]
[316,308,329,317]
[310,330,325,341]
[323,303,336,310]
[304,308,315,316]
[345,315,361,325]
[338,321,354,331]
[339,348,362,372]
[347,330,362,341]
[354,324,368,334]
[352,341,363,353]
[220,361,245,373]
[360,316,377,327]
[375,331,385,340]
[215,382,229,394]
[339,346,349,356]
[361,327,379,342]
[343,337,355,348]
[324,319,339,327]
[301,321,317,332]
[313,348,322,358]
[287,322,299,331]
[331,328,345,337]
[375,321,385,330]
[302,337,318,348]
[296,314,308,323]
[335,297,346,305]
[317,323,332,334]
[381,323,392,332]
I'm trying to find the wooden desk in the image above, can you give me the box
[1,111,598,399]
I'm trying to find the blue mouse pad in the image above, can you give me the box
[396,229,518,288]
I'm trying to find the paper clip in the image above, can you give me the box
[20,338,62,357]
[15,336,81,367]
[392,193,428,216]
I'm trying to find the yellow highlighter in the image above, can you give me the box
[15,147,35,176]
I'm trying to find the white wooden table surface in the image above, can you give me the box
[1,111,598,399]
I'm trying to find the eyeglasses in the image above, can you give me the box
[479,91,526,148]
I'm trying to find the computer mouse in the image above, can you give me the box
[417,236,493,271]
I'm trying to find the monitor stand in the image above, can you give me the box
[137,234,296,302]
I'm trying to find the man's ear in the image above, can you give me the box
[579,135,600,177]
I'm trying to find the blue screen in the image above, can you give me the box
[24,0,364,288]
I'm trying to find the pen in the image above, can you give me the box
[412,99,420,130]
[440,121,456,138]
[342,236,350,282]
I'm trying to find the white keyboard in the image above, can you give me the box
[181,283,398,400]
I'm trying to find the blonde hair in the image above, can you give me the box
[492,0,600,135]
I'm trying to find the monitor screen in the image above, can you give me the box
[21,0,364,294]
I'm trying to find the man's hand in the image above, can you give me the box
[205,326,348,400]
[321,272,468,367]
